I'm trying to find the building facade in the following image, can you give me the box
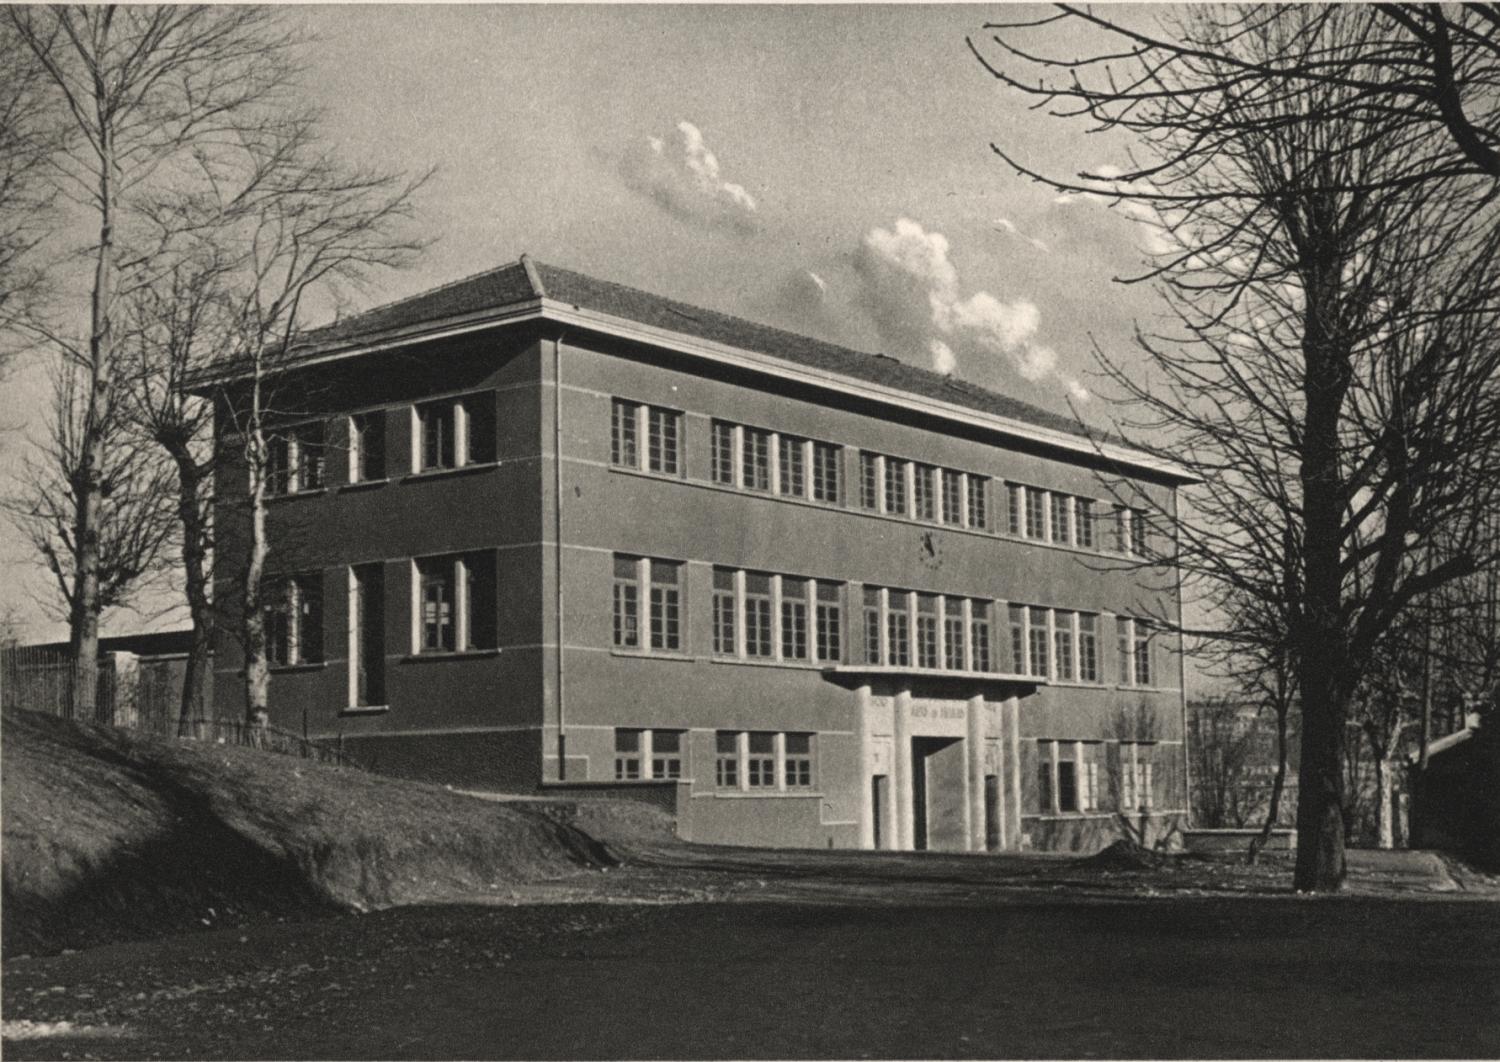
[212,257,1194,853]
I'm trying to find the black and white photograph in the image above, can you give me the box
[0,3,1498,1059]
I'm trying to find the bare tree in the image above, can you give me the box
[1188,694,1262,829]
[976,6,1500,891]
[6,5,299,718]
[187,139,428,730]
[0,21,59,372]
[7,360,176,711]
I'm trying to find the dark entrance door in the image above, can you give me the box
[912,736,966,851]
[872,774,888,849]
[984,774,1001,851]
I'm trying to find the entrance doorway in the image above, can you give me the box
[872,774,888,849]
[912,736,966,851]
[984,774,1000,851]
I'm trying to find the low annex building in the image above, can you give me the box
[212,256,1194,853]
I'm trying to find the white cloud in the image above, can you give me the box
[992,217,1050,254]
[930,338,956,375]
[1065,376,1092,403]
[806,270,827,295]
[620,120,760,233]
[852,216,1077,397]
[1052,164,1179,257]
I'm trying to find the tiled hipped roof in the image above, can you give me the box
[307,256,1090,442]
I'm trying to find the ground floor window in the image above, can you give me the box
[613,727,686,781]
[266,572,324,666]
[715,730,817,790]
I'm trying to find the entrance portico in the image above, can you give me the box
[828,666,1044,853]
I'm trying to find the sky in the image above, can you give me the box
[0,3,1173,646]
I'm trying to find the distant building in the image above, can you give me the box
[1409,709,1499,870]
[209,257,1195,853]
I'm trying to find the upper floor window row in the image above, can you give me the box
[1007,605,1101,684]
[862,587,996,673]
[1005,484,1152,557]
[858,452,991,532]
[713,567,843,665]
[267,393,498,497]
[711,421,843,506]
[612,398,682,476]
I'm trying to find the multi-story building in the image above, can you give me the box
[212,256,1193,853]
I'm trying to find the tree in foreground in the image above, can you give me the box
[975,5,1500,890]
[6,5,298,717]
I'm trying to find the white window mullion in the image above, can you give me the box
[769,433,781,495]
[347,416,360,485]
[1074,740,1086,809]
[934,595,947,672]
[737,730,750,793]
[347,567,359,705]
[903,460,915,519]
[1049,740,1061,814]
[636,557,651,654]
[873,454,886,512]
[453,399,469,468]
[878,587,890,664]
[770,574,784,661]
[961,598,974,672]
[642,729,655,781]
[732,425,744,488]
[802,438,814,500]
[454,556,470,651]
[775,732,787,792]
[734,569,747,657]
[409,407,421,473]
[409,559,421,655]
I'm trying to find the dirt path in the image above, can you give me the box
[4,847,1498,1060]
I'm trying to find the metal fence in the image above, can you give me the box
[1,644,360,769]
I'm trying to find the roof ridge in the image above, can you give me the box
[519,253,546,298]
[534,261,1084,434]
[317,257,532,333]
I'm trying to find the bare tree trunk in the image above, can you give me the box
[1376,754,1397,850]
[1248,705,1291,865]
[241,391,270,733]
[168,444,211,737]
[71,101,115,723]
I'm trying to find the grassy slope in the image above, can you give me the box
[1,710,615,958]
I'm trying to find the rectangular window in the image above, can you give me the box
[972,602,993,672]
[1051,494,1071,545]
[1130,508,1148,557]
[859,452,879,511]
[646,406,680,474]
[1009,605,1026,675]
[1038,759,1053,814]
[1134,619,1154,686]
[463,394,496,464]
[815,582,842,664]
[417,557,456,653]
[614,728,643,780]
[967,475,989,531]
[1117,616,1132,684]
[941,470,963,525]
[410,553,492,654]
[1079,613,1099,683]
[1057,758,1078,813]
[715,731,739,788]
[1076,499,1095,549]
[649,560,682,651]
[785,733,814,788]
[652,730,684,780]
[266,435,292,497]
[419,399,458,471]
[742,428,771,491]
[351,564,385,706]
[1113,506,1129,553]
[747,732,776,788]
[744,572,773,657]
[914,464,937,521]
[883,458,908,516]
[916,594,939,669]
[887,600,911,667]
[863,587,882,665]
[712,567,736,656]
[295,422,325,492]
[1007,483,1023,535]
[1054,611,1075,682]
[944,597,966,670]
[1025,487,1046,539]
[351,412,386,483]
[612,555,640,649]
[781,577,809,661]
[812,442,841,504]
[779,436,805,497]
[1028,606,1050,678]
[611,399,639,468]
[711,421,735,485]
[266,580,294,666]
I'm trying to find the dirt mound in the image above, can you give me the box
[1076,839,1165,871]
[1,710,614,957]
